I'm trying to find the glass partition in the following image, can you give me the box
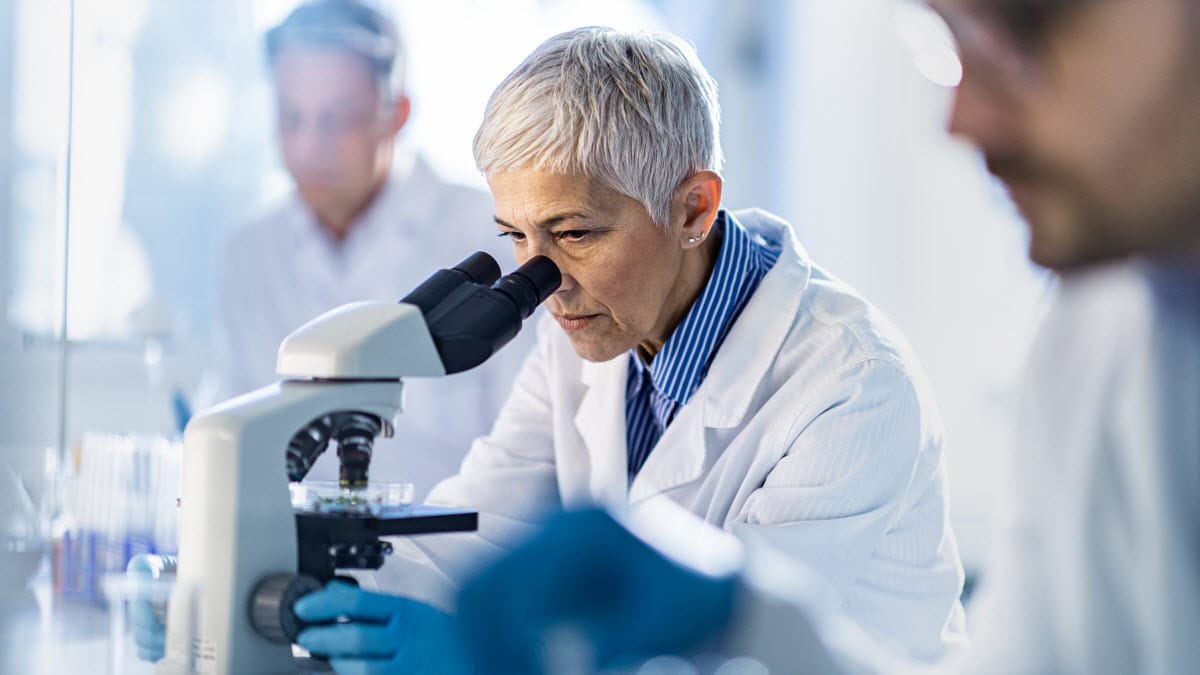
[2,0,70,559]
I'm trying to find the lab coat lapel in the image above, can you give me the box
[629,209,812,503]
[627,399,708,504]
[574,354,630,510]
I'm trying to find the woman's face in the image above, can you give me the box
[489,169,701,363]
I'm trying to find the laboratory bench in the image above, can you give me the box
[0,560,154,675]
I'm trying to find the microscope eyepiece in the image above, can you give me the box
[455,251,503,285]
[399,252,561,375]
[400,252,502,319]
[492,256,562,320]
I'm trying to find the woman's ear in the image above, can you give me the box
[675,170,723,248]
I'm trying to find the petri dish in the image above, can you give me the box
[289,481,414,516]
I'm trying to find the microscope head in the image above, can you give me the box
[277,252,559,380]
[400,251,561,374]
[274,252,561,486]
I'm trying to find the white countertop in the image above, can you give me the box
[0,559,156,675]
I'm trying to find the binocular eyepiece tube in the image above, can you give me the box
[401,252,561,375]
[286,252,560,487]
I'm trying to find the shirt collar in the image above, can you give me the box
[629,210,781,407]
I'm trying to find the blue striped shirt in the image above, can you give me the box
[625,210,782,479]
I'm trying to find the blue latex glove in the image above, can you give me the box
[294,580,472,675]
[456,509,736,673]
[125,553,176,663]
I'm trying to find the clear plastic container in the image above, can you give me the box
[0,458,46,592]
[288,481,414,516]
[102,572,176,675]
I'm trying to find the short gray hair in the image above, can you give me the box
[473,26,723,228]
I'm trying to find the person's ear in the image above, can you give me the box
[674,170,723,249]
[388,95,411,136]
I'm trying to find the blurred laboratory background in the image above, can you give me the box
[0,0,1046,672]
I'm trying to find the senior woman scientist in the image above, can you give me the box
[291,26,964,671]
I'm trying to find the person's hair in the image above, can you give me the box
[265,0,404,101]
[473,26,722,228]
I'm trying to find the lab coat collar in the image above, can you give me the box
[577,208,812,505]
[627,395,710,503]
[699,208,811,428]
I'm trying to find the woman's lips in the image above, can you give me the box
[554,313,599,331]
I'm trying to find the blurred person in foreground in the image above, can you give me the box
[448,1,1200,673]
[289,25,967,673]
[210,0,519,493]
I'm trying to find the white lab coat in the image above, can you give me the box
[964,258,1200,674]
[211,154,530,496]
[371,209,966,662]
[717,257,1200,674]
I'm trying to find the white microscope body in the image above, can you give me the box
[158,302,443,673]
[155,253,559,674]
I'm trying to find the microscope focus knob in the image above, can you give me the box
[249,572,322,644]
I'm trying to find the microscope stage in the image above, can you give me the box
[294,504,478,536]
[294,504,478,581]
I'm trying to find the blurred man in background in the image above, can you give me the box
[447,1,1200,673]
[211,0,523,495]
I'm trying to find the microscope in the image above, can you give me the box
[155,252,560,674]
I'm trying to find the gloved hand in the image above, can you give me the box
[125,553,176,663]
[294,580,472,675]
[456,509,737,674]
